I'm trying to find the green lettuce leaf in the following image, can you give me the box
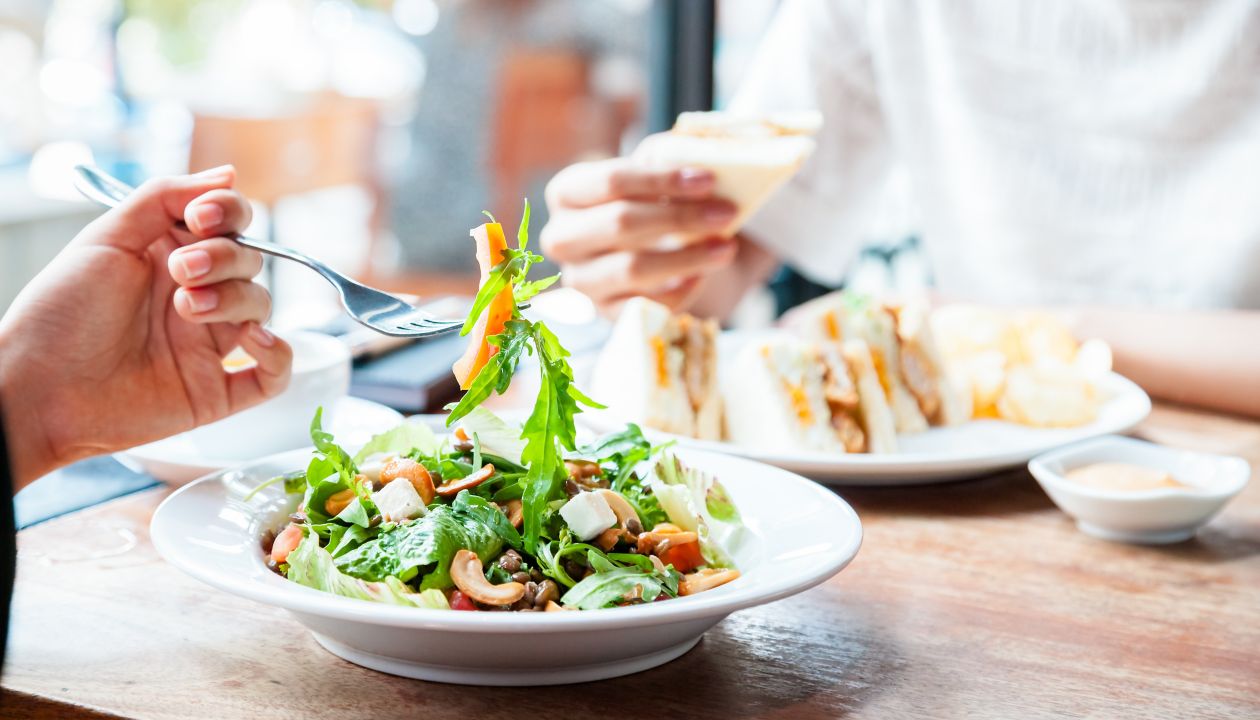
[353,421,440,464]
[649,453,746,568]
[286,533,449,609]
[334,499,511,589]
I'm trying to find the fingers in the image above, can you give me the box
[77,165,237,253]
[173,279,271,325]
[225,322,294,411]
[561,239,737,303]
[546,158,717,209]
[184,187,253,240]
[541,199,737,261]
[168,238,264,287]
[602,276,704,318]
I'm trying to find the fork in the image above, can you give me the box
[73,165,468,338]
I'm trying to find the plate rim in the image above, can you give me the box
[150,446,863,634]
[581,372,1151,483]
[120,396,403,469]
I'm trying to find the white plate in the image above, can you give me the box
[150,447,862,685]
[117,397,403,485]
[582,331,1152,485]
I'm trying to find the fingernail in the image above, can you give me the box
[704,204,736,226]
[191,203,224,232]
[195,164,234,181]
[707,239,734,256]
[185,287,218,313]
[174,249,212,280]
[677,168,714,191]
[249,323,276,347]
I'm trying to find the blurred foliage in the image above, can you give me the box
[122,0,245,66]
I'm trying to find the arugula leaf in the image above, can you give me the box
[514,273,559,304]
[286,532,449,609]
[516,198,531,249]
[459,248,541,336]
[446,320,534,425]
[559,550,680,610]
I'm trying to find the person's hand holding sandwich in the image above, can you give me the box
[541,112,820,318]
[540,158,740,315]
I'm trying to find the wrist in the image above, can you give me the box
[0,333,58,491]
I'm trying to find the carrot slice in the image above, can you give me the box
[452,222,514,389]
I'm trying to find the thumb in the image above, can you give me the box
[77,165,237,253]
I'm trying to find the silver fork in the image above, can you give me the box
[73,165,468,338]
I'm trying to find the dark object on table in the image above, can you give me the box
[351,333,464,414]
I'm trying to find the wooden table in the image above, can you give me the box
[3,403,1258,719]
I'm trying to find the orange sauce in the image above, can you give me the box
[1065,463,1188,492]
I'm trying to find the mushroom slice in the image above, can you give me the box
[505,499,523,529]
[449,548,525,606]
[435,463,495,498]
[594,489,638,529]
[679,568,740,596]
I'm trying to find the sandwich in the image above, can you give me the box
[786,293,971,431]
[590,297,723,440]
[723,335,898,454]
[634,111,823,236]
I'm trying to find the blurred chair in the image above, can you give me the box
[489,50,636,219]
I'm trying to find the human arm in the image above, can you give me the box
[1069,307,1260,418]
[0,167,292,490]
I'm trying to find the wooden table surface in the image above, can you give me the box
[2,403,1258,720]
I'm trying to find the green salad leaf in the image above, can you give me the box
[353,421,440,464]
[335,495,515,589]
[650,454,745,567]
[559,550,680,610]
[446,202,603,555]
[287,532,450,609]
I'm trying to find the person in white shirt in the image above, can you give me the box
[540,0,1260,417]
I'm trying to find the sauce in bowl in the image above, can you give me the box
[1065,462,1189,493]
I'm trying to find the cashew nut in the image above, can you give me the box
[449,548,525,606]
[636,529,698,555]
[679,568,740,596]
[381,458,436,505]
[505,499,523,529]
[544,600,571,612]
[435,463,495,498]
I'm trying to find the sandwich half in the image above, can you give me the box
[787,293,972,431]
[634,111,822,236]
[723,336,897,454]
[890,301,973,427]
[590,297,722,440]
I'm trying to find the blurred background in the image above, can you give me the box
[1,0,862,328]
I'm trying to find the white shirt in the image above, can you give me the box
[734,0,1260,310]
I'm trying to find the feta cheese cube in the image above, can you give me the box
[372,478,426,523]
[559,491,617,541]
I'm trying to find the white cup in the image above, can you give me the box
[186,330,352,461]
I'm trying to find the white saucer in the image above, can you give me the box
[116,397,403,485]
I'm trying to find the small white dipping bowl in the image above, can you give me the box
[186,330,351,461]
[1028,435,1249,544]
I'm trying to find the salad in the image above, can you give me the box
[258,203,745,611]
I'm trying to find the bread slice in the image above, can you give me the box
[590,297,723,440]
[634,111,822,236]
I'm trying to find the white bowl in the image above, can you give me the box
[151,447,863,685]
[1028,435,1249,544]
[184,330,351,461]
